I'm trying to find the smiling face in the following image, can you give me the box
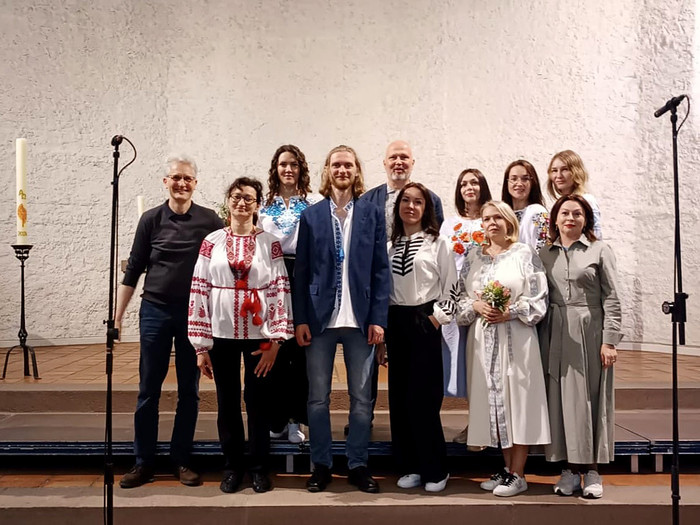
[383,141,415,189]
[507,164,532,205]
[328,151,358,191]
[398,186,426,230]
[555,200,586,239]
[460,172,481,205]
[163,161,197,205]
[549,157,574,195]
[277,151,300,189]
[227,184,260,225]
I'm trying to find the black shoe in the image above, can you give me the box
[306,465,332,493]
[348,466,379,493]
[119,465,155,489]
[220,472,242,493]
[251,471,271,493]
[175,466,201,487]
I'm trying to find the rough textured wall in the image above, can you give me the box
[0,0,697,350]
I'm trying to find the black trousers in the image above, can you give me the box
[386,303,447,483]
[209,337,272,474]
[268,256,309,431]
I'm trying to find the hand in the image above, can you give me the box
[197,352,213,380]
[474,300,509,324]
[428,315,440,330]
[375,342,387,367]
[600,344,617,369]
[367,324,384,345]
[252,341,280,377]
[296,324,312,347]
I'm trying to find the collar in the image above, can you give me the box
[551,234,591,249]
[329,198,354,213]
[163,200,193,218]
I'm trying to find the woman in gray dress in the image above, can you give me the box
[539,194,622,499]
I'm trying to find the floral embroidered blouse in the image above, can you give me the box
[439,216,488,274]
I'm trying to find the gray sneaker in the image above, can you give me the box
[554,469,581,496]
[583,470,603,498]
[480,468,509,491]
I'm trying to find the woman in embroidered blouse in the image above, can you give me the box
[456,200,550,497]
[538,195,621,499]
[546,150,602,239]
[188,177,294,494]
[501,159,549,250]
[380,182,457,493]
[258,145,322,445]
[439,169,492,444]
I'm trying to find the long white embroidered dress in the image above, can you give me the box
[188,228,294,353]
[457,242,551,448]
[439,216,487,397]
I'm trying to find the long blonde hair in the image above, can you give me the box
[318,145,366,198]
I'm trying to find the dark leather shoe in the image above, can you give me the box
[220,472,242,493]
[175,466,201,486]
[306,465,332,492]
[348,466,379,493]
[251,471,271,493]
[119,465,154,489]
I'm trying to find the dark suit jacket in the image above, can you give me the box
[294,197,390,336]
[361,183,445,227]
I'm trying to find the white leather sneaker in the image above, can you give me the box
[493,472,528,497]
[425,474,449,493]
[397,473,422,489]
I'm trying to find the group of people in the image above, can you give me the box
[115,140,622,501]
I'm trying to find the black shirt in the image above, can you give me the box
[123,201,224,306]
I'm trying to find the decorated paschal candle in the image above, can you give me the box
[16,138,28,245]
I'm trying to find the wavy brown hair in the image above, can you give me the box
[501,159,545,208]
[318,145,365,199]
[455,168,492,217]
[265,144,311,206]
[548,194,597,243]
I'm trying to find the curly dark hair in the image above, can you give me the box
[390,182,440,244]
[265,145,312,206]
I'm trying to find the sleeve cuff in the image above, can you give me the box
[602,330,623,346]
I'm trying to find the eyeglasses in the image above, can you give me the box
[508,176,532,184]
[168,174,196,184]
[229,194,257,205]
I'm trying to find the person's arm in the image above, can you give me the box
[432,236,459,326]
[455,251,478,326]
[367,204,390,342]
[599,242,622,367]
[117,213,152,339]
[113,285,136,341]
[187,239,215,354]
[294,212,313,346]
[507,245,549,326]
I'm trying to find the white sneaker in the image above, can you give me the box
[287,422,305,444]
[554,469,582,496]
[452,426,468,444]
[397,473,421,489]
[480,468,509,491]
[270,424,287,439]
[493,473,528,497]
[425,474,449,493]
[583,470,603,499]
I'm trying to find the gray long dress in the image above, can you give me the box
[538,236,622,464]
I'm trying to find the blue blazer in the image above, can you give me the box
[294,197,390,337]
[361,183,445,227]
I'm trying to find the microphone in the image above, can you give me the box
[654,95,687,118]
[111,135,124,146]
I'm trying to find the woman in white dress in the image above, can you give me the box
[546,150,602,239]
[259,145,322,444]
[381,182,457,493]
[501,159,549,250]
[456,201,550,497]
[439,169,492,444]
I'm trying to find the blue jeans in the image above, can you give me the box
[134,299,200,467]
[306,327,375,469]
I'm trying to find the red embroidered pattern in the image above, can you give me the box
[270,241,283,260]
[199,239,214,258]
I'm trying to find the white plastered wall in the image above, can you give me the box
[0,0,698,354]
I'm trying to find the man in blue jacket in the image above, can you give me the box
[295,145,390,494]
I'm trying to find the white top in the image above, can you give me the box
[328,199,359,329]
[384,188,399,239]
[388,232,458,322]
[187,228,294,353]
[439,215,488,273]
[514,203,549,251]
[582,193,603,240]
[258,193,323,255]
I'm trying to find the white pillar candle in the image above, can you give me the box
[137,195,145,218]
[16,138,28,245]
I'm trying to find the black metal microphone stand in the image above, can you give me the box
[660,101,688,525]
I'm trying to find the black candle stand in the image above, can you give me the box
[2,244,40,380]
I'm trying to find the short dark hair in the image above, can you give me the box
[549,194,597,243]
[391,182,440,244]
[265,145,311,206]
[455,168,492,217]
[225,177,263,225]
[501,159,545,208]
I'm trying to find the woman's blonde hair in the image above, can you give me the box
[546,149,589,199]
[481,200,519,243]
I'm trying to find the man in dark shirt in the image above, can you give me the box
[116,156,223,488]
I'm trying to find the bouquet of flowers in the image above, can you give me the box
[479,280,511,327]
